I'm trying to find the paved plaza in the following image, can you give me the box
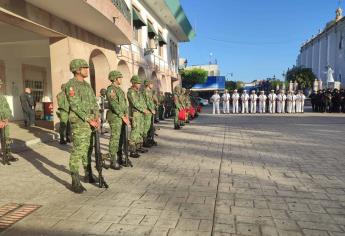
[1,108,345,236]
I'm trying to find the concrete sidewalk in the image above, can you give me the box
[1,108,345,236]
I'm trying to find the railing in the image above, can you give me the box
[111,0,131,23]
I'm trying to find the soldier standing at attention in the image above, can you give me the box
[249,90,257,114]
[57,84,71,145]
[241,90,249,114]
[210,90,220,114]
[0,80,17,164]
[258,91,266,113]
[232,89,240,114]
[268,90,277,114]
[222,89,230,114]
[20,87,35,127]
[127,76,149,158]
[98,88,109,134]
[281,90,287,113]
[173,86,182,129]
[65,59,99,194]
[276,90,283,113]
[106,71,129,170]
[158,91,165,120]
[142,80,156,147]
[286,91,293,113]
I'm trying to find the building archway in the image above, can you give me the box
[151,71,160,91]
[118,60,131,91]
[138,67,147,82]
[89,49,110,95]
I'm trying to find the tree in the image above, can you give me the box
[225,81,236,91]
[286,66,316,90]
[180,68,208,89]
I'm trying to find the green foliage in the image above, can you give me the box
[286,66,316,89]
[181,68,208,89]
[225,81,236,91]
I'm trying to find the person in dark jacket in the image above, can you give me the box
[20,88,35,127]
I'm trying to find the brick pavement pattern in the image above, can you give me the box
[1,109,345,236]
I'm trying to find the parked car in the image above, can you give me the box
[198,97,209,106]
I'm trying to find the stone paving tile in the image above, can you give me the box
[1,110,345,236]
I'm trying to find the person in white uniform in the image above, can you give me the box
[268,90,277,114]
[286,91,293,113]
[300,90,306,113]
[281,90,287,113]
[232,89,240,114]
[241,90,249,114]
[222,89,230,114]
[258,91,267,113]
[276,90,284,113]
[249,90,257,113]
[210,90,221,114]
[292,92,297,113]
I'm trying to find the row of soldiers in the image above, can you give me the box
[310,89,345,113]
[55,59,168,193]
[211,89,306,114]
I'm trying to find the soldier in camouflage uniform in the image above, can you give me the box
[127,76,149,158]
[158,91,165,120]
[106,71,129,170]
[56,84,71,145]
[65,59,99,194]
[142,80,156,147]
[173,86,182,129]
[0,80,17,164]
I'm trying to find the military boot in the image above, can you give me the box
[117,150,123,166]
[137,143,148,153]
[84,166,96,183]
[71,172,86,194]
[110,154,122,170]
[143,138,152,148]
[59,133,67,145]
[129,144,140,158]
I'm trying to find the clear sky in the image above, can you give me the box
[179,0,342,82]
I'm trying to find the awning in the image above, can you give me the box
[158,33,167,46]
[133,9,146,29]
[191,76,225,91]
[148,23,157,39]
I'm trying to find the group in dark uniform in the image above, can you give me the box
[310,89,345,113]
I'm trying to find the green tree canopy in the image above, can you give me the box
[181,68,208,89]
[286,66,316,90]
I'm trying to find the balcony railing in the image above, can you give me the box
[111,0,131,23]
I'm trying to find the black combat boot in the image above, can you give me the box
[84,166,96,183]
[110,154,122,170]
[59,134,67,145]
[117,150,123,166]
[143,138,152,148]
[71,172,86,194]
[130,151,140,158]
[137,143,148,153]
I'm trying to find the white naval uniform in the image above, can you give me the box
[241,93,249,114]
[300,94,306,113]
[276,94,283,113]
[281,94,287,113]
[249,94,258,113]
[258,94,267,113]
[292,94,297,113]
[268,93,277,113]
[222,93,230,113]
[286,94,293,113]
[232,93,240,113]
[211,94,221,114]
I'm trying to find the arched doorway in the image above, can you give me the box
[89,49,110,95]
[151,71,160,91]
[138,67,146,82]
[117,60,131,91]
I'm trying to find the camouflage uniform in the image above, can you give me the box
[106,71,128,169]
[127,76,146,156]
[0,89,13,162]
[173,86,182,129]
[158,92,165,120]
[57,84,71,144]
[65,60,99,175]
[142,80,155,144]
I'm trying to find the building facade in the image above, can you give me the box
[0,0,194,127]
[297,7,344,87]
[186,64,221,77]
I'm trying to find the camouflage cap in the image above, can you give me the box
[70,59,89,72]
[130,75,141,84]
[108,70,123,81]
[144,79,153,86]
